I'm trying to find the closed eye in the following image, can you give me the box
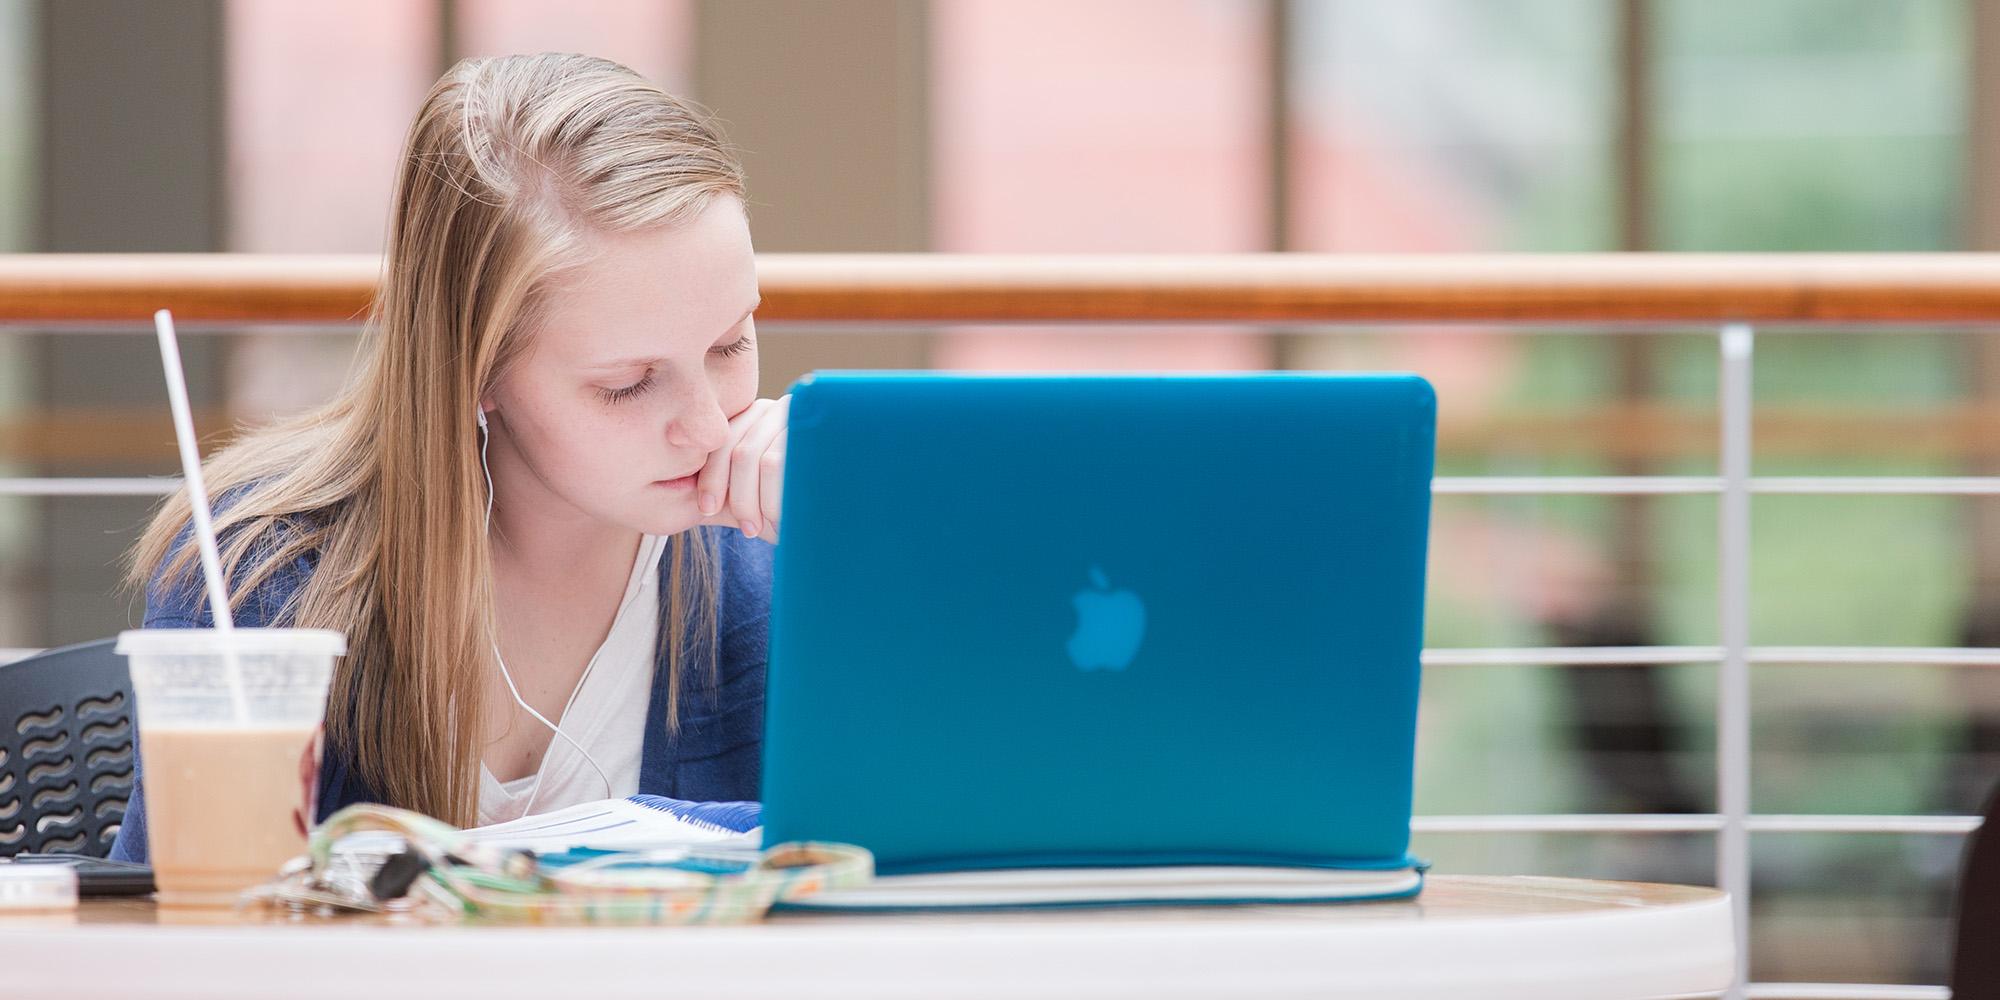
[713,335,754,359]
[597,369,656,404]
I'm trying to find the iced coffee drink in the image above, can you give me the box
[116,629,342,908]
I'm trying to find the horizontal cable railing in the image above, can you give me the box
[6,254,1998,1000]
[1412,815,1982,835]
[1424,646,2000,666]
[19,400,2000,465]
[1746,987,1953,1000]
[27,474,2000,498]
[9,642,1998,669]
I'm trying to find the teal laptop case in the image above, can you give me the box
[760,372,1436,876]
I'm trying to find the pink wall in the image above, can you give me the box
[225,0,437,256]
[222,2,694,418]
[223,1,439,419]
[454,0,693,95]
[929,0,1274,371]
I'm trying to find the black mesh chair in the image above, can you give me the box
[0,639,136,857]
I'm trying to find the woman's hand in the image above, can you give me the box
[695,394,789,543]
[293,723,322,838]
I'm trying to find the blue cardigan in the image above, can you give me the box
[107,522,774,864]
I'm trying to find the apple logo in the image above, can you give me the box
[1067,565,1146,671]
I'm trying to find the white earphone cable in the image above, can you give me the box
[478,410,615,814]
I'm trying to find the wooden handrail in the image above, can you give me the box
[8,253,2000,325]
[0,255,380,325]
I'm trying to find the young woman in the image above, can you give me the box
[110,52,786,862]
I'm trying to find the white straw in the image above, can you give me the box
[152,309,249,722]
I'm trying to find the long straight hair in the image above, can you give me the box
[127,54,748,826]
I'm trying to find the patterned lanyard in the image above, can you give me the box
[244,802,872,925]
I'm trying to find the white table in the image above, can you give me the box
[6,875,1733,999]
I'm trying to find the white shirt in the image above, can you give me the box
[477,533,667,826]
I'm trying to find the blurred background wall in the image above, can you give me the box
[2,0,1996,985]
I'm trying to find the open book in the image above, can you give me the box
[465,796,761,853]
[331,794,761,862]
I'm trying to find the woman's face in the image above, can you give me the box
[483,194,760,538]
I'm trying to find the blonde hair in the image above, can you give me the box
[127,54,749,825]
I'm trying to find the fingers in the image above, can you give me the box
[696,397,771,520]
[695,396,790,539]
[295,723,323,837]
[728,395,789,540]
[761,427,786,541]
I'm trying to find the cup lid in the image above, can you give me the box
[115,627,346,657]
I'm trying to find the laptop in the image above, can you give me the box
[760,372,1435,893]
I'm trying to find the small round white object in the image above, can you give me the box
[0,863,80,911]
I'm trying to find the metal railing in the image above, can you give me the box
[10,252,2000,999]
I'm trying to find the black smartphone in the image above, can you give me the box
[3,853,155,896]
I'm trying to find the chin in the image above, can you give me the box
[629,508,705,538]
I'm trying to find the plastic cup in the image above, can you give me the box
[115,628,344,908]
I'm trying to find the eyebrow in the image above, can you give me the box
[585,297,761,370]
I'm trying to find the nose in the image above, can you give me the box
[667,379,730,454]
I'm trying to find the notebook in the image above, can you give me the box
[788,864,1425,910]
[759,372,1436,907]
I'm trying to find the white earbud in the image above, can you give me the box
[476,404,613,814]
[476,406,494,535]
